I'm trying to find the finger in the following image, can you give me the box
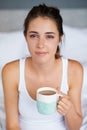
[59,97,71,108]
[57,100,70,115]
[57,103,67,115]
[57,108,66,116]
[58,100,69,109]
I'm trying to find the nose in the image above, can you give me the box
[37,37,45,48]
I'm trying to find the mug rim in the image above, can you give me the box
[36,87,58,102]
[37,87,57,94]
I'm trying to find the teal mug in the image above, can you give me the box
[36,87,62,115]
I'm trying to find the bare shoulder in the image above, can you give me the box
[2,60,20,86]
[2,60,19,75]
[68,59,83,88]
[68,59,83,73]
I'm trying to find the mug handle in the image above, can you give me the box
[55,90,63,97]
[58,94,63,97]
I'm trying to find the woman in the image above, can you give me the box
[2,4,83,130]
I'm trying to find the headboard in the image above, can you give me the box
[0,8,87,32]
[0,0,87,32]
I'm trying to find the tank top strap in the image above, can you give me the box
[19,58,26,91]
[61,57,68,93]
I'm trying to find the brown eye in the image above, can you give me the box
[30,34,37,38]
[47,35,54,39]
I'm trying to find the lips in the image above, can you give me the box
[35,51,48,56]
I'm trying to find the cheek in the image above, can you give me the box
[48,41,58,51]
[27,44,34,51]
[27,42,37,56]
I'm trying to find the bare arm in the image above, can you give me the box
[57,60,83,130]
[2,61,20,130]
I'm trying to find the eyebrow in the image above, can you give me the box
[29,31,38,34]
[45,32,55,34]
[28,31,55,34]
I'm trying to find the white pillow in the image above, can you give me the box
[60,25,87,64]
[0,31,29,98]
[0,31,29,68]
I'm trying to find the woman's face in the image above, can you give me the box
[25,16,61,64]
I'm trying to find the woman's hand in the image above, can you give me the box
[57,92,74,116]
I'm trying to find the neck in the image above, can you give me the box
[31,58,57,76]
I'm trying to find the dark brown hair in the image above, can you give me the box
[24,4,64,58]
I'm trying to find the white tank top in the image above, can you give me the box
[18,57,68,130]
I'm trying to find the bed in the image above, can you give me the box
[0,7,87,130]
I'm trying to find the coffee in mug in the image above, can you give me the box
[39,90,56,95]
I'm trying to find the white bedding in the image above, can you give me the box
[0,25,87,130]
